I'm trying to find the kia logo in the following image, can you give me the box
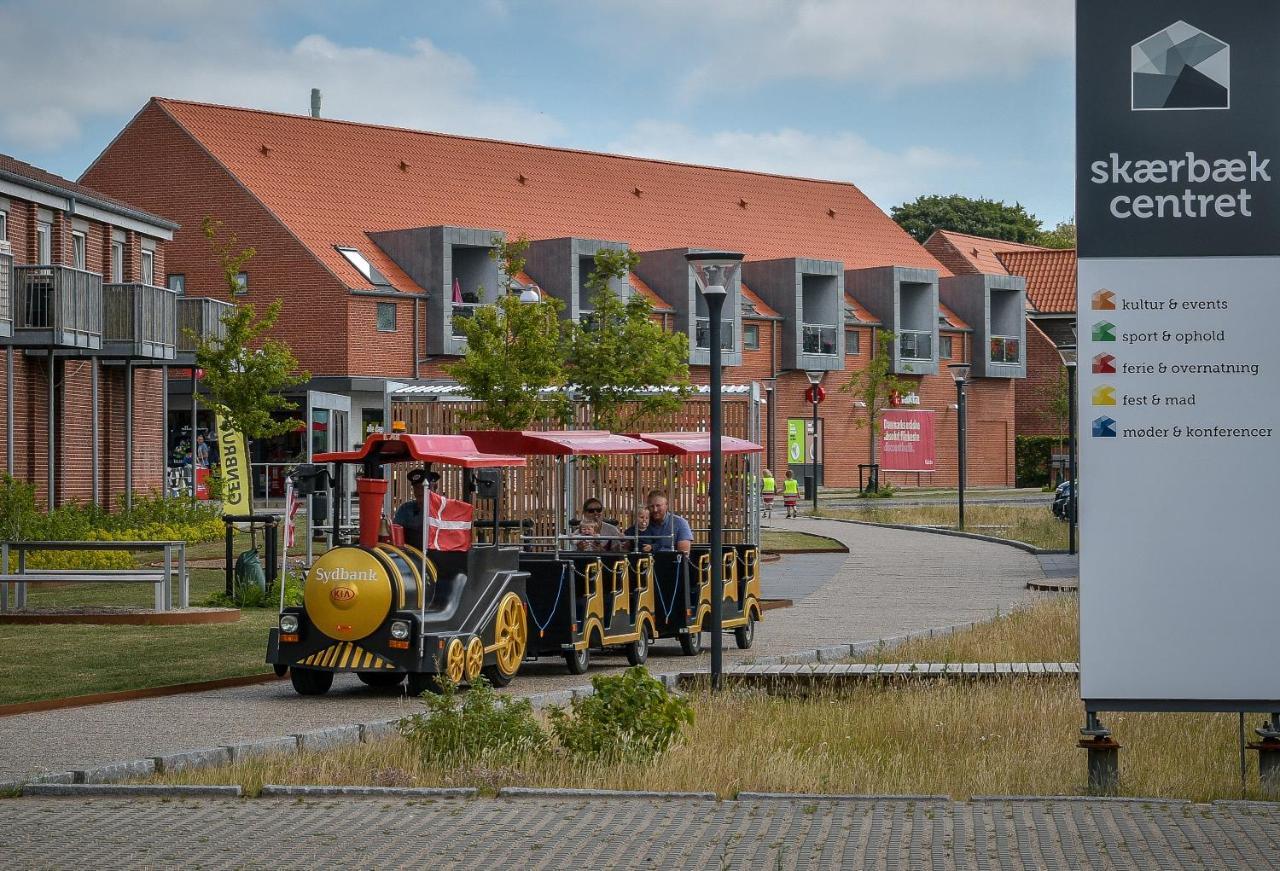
[330,586,357,604]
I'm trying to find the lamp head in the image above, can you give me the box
[685,251,743,297]
[803,370,824,386]
[518,284,542,304]
[948,362,971,384]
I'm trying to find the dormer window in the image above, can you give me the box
[336,246,391,286]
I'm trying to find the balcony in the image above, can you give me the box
[451,302,480,339]
[0,249,12,340]
[695,317,735,351]
[175,296,234,362]
[801,323,838,356]
[12,265,103,349]
[989,335,1021,364]
[899,329,933,361]
[103,283,178,360]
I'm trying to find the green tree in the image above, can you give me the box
[1037,219,1076,249]
[840,329,913,478]
[891,194,1044,245]
[566,248,692,431]
[488,234,531,299]
[446,235,569,428]
[194,218,307,441]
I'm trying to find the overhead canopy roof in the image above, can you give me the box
[631,432,763,456]
[465,430,658,456]
[315,433,525,468]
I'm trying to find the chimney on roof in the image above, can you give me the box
[310,88,321,118]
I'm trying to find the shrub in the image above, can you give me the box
[547,666,693,762]
[1015,435,1064,488]
[399,677,547,764]
[202,567,304,609]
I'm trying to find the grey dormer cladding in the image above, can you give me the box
[742,257,845,372]
[939,273,1027,378]
[635,247,742,367]
[369,225,505,355]
[845,265,940,376]
[525,237,631,321]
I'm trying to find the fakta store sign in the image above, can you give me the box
[879,410,935,472]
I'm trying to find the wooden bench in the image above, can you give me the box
[1,541,188,612]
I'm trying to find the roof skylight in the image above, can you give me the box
[336,245,391,286]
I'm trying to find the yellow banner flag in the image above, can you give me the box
[215,413,252,515]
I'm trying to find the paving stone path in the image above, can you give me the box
[0,518,1042,781]
[1,795,1276,869]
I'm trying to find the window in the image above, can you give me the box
[743,323,760,350]
[167,274,186,295]
[140,249,154,285]
[72,232,86,271]
[845,328,860,355]
[36,222,52,265]
[939,335,953,359]
[335,245,391,286]
[234,271,248,295]
[376,302,397,332]
[110,240,124,282]
[0,211,7,241]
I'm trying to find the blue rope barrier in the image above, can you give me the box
[529,562,569,638]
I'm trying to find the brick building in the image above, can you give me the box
[0,154,199,509]
[84,98,1029,489]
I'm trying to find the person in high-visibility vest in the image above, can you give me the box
[761,469,776,518]
[782,469,800,518]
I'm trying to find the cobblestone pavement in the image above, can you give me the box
[1,796,1276,869]
[0,518,1042,781]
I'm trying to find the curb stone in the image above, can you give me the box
[358,719,401,743]
[296,724,362,752]
[498,786,717,801]
[969,795,1191,804]
[260,785,476,799]
[808,516,1054,554]
[31,772,76,785]
[23,783,241,798]
[529,690,574,709]
[74,759,155,784]
[737,792,948,802]
[154,747,231,774]
[225,735,298,762]
[1211,800,1280,808]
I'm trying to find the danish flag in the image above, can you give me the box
[283,480,302,547]
[425,490,473,552]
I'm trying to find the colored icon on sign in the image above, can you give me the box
[1093,353,1116,374]
[1092,386,1117,406]
[1092,289,1116,310]
[1092,321,1117,342]
[1092,417,1117,438]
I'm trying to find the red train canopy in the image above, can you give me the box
[465,430,658,456]
[630,432,763,456]
[315,433,525,468]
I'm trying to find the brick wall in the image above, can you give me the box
[1015,319,1068,438]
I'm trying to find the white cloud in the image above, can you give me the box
[607,121,974,209]
[0,2,562,153]
[591,0,1073,97]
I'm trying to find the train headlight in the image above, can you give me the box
[279,614,300,634]
[389,620,411,641]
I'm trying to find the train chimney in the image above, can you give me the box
[356,476,387,548]
[310,88,321,118]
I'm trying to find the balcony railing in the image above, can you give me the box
[801,323,838,356]
[899,329,933,361]
[0,250,12,338]
[989,335,1021,364]
[13,264,103,348]
[695,317,734,351]
[104,283,178,359]
[451,302,480,339]
[176,296,234,355]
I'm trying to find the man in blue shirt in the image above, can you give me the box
[393,467,439,546]
[634,490,692,554]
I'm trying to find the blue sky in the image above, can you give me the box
[0,0,1075,225]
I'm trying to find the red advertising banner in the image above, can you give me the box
[879,409,935,472]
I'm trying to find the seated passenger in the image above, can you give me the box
[623,505,652,553]
[637,491,692,554]
[576,498,623,552]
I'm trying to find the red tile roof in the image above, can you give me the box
[924,229,1045,276]
[938,302,969,330]
[148,98,947,293]
[740,283,781,319]
[996,249,1077,314]
[627,272,673,312]
[843,293,882,326]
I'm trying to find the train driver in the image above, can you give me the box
[394,467,439,544]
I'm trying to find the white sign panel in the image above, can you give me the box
[1077,0,1280,708]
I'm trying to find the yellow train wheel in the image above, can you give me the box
[464,636,484,682]
[483,592,526,687]
[445,638,466,685]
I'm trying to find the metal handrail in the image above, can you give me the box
[451,302,482,338]
[104,282,178,353]
[989,334,1021,364]
[1,540,188,611]
[695,317,734,350]
[801,322,838,355]
[899,328,933,360]
[177,296,233,353]
[0,250,12,333]
[13,264,103,340]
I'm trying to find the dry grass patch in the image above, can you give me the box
[820,504,1068,551]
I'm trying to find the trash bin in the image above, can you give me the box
[803,474,815,501]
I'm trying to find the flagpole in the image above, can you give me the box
[281,478,293,611]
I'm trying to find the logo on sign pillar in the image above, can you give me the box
[1092,417,1118,438]
[1132,21,1230,111]
[1091,289,1116,310]
[1093,353,1117,374]
[1092,386,1117,406]
[1092,321,1117,342]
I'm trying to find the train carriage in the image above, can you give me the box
[267,432,529,696]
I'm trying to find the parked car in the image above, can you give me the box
[1052,480,1076,521]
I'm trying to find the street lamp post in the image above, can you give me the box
[948,363,970,530]
[1057,345,1078,555]
[686,251,743,692]
[804,370,824,515]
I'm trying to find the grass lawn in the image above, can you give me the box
[819,504,1069,550]
[149,595,1269,802]
[760,530,846,553]
[0,568,278,705]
